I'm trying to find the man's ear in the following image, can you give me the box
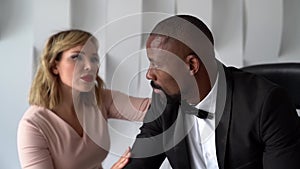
[186,54,200,75]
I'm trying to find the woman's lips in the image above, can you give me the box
[80,75,94,83]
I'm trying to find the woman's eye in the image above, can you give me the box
[71,54,83,60]
[90,55,99,63]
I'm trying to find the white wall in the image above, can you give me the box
[243,0,283,65]
[1,0,300,168]
[0,0,33,168]
[176,0,300,67]
[32,0,71,74]
[280,0,300,62]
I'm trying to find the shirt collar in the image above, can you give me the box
[194,73,219,114]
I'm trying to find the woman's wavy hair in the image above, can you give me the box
[29,29,104,109]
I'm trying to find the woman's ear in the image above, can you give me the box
[186,54,200,76]
[52,62,59,75]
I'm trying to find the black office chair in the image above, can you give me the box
[242,63,300,115]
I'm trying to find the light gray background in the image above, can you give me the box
[1,0,300,168]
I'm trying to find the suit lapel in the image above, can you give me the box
[215,66,233,169]
[162,64,234,169]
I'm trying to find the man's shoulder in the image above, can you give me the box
[225,66,279,90]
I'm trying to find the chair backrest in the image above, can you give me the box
[242,63,300,110]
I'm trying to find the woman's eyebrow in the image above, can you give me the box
[71,51,85,54]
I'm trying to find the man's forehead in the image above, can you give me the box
[147,36,164,60]
[147,47,181,65]
[149,36,162,48]
[147,35,168,48]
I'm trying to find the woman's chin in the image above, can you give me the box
[73,85,95,93]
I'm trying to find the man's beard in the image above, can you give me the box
[150,81,181,103]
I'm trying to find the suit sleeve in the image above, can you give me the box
[124,93,167,169]
[261,87,300,169]
[17,119,54,169]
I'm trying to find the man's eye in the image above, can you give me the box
[151,63,160,69]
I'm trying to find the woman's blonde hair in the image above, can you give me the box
[29,29,104,109]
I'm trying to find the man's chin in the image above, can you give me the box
[153,88,180,103]
[153,89,167,100]
[153,88,163,94]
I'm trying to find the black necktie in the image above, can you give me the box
[180,100,213,119]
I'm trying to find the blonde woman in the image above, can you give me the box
[17,29,150,169]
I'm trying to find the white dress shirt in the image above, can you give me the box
[186,74,219,169]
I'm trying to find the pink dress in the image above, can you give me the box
[17,90,150,169]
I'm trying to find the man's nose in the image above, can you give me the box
[146,68,156,81]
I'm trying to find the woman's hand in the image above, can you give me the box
[111,147,131,169]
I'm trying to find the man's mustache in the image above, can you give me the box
[150,81,181,103]
[150,81,162,90]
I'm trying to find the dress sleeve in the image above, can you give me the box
[124,93,168,169]
[104,89,151,121]
[17,118,55,169]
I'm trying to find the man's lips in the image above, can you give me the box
[150,81,180,102]
[80,75,94,82]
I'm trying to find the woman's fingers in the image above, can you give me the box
[111,147,131,169]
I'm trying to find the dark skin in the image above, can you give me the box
[146,34,211,104]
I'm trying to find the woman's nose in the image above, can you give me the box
[84,59,91,71]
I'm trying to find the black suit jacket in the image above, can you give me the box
[124,66,300,169]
